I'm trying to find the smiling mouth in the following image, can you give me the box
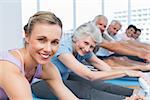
[40,53,50,59]
[80,48,87,54]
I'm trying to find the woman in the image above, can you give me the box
[32,22,146,100]
[0,11,78,100]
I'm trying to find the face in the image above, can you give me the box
[126,27,136,37]
[95,18,107,33]
[132,30,141,39]
[108,23,121,36]
[74,36,96,56]
[26,23,61,64]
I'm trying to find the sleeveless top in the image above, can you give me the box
[0,50,42,99]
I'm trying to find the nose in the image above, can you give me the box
[84,46,90,52]
[101,27,105,33]
[114,30,117,35]
[43,43,52,53]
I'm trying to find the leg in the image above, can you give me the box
[31,80,91,99]
[68,73,133,96]
[31,80,57,99]
[65,78,126,100]
[31,80,126,100]
[90,89,125,100]
[110,53,146,63]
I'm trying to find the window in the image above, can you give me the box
[39,0,73,33]
[76,0,102,27]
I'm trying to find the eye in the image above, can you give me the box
[84,41,89,45]
[51,40,59,46]
[37,38,46,43]
[90,46,95,49]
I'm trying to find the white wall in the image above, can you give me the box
[0,0,23,51]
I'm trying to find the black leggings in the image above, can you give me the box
[97,53,146,62]
[68,73,133,97]
[31,74,133,100]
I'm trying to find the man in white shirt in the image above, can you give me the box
[95,19,122,58]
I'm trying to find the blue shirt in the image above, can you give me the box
[51,35,93,80]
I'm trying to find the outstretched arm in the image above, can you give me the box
[41,63,78,100]
[0,61,32,100]
[127,40,150,51]
[100,40,140,57]
[100,40,150,62]
[87,54,111,71]
[103,56,150,71]
[58,53,143,81]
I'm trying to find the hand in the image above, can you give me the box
[141,73,150,86]
[140,52,150,63]
[124,70,144,78]
[125,95,145,100]
[140,64,150,71]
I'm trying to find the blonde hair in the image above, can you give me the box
[23,11,62,46]
[26,11,62,34]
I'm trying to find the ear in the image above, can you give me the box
[24,32,29,43]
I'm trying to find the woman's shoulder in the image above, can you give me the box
[61,35,72,45]
[0,57,21,75]
[0,49,23,73]
[55,36,73,55]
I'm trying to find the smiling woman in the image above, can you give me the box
[0,11,78,100]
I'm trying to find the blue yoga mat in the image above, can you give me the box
[104,77,139,87]
[32,94,57,100]
[32,94,45,100]
[32,77,140,99]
